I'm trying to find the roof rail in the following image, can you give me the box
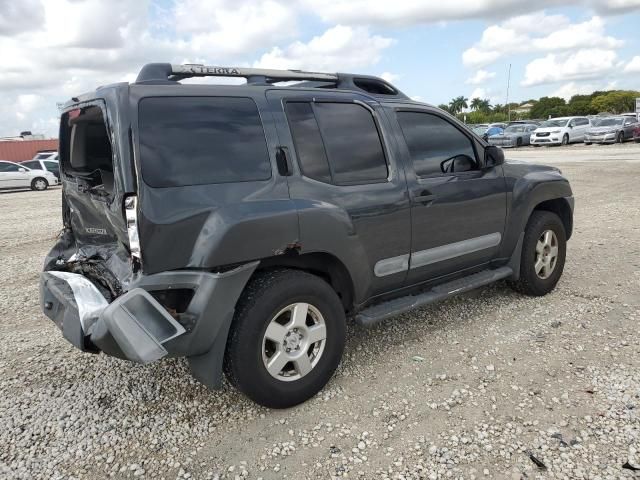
[136,63,338,84]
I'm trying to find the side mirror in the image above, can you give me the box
[18,168,27,172]
[484,146,504,168]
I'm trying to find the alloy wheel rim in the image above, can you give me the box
[262,302,327,382]
[35,180,46,190]
[535,229,559,279]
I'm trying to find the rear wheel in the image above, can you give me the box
[561,134,569,146]
[510,211,566,296]
[224,269,346,408]
[31,177,48,191]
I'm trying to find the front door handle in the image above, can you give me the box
[413,190,436,204]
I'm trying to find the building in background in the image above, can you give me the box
[0,132,58,162]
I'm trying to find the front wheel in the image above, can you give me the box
[561,134,569,146]
[31,177,48,191]
[617,132,624,143]
[224,269,346,408]
[510,211,567,296]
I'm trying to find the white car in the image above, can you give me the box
[21,158,60,179]
[0,160,58,191]
[531,117,591,146]
[33,151,59,161]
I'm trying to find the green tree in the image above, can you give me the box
[590,90,639,114]
[470,97,482,111]
[529,97,567,119]
[437,104,451,114]
[448,96,469,115]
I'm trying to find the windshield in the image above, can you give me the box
[472,126,487,135]
[596,118,624,126]
[505,126,526,133]
[540,119,569,128]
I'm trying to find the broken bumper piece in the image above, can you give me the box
[40,271,185,364]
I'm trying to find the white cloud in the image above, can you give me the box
[380,72,400,83]
[521,48,619,86]
[0,0,45,36]
[174,0,296,56]
[624,56,640,72]
[463,14,623,68]
[301,0,640,26]
[466,69,496,85]
[254,25,394,71]
[551,80,618,100]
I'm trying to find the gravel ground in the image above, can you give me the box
[1,143,639,479]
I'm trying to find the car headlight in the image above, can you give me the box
[550,130,561,134]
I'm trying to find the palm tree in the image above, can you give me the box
[437,104,451,113]
[478,99,492,112]
[448,96,469,115]
[492,103,505,114]
[470,97,482,111]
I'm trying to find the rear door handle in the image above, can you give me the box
[413,190,436,204]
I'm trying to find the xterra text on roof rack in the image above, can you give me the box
[40,63,574,408]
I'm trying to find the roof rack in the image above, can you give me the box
[135,63,409,99]
[136,63,338,84]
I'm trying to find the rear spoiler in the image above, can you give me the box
[136,63,339,84]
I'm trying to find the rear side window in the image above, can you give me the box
[44,161,59,173]
[397,112,477,177]
[0,162,20,172]
[138,97,271,188]
[285,101,388,184]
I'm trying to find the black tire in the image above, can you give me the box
[617,132,624,144]
[516,137,523,147]
[585,142,592,145]
[561,134,569,146]
[224,269,346,408]
[509,211,566,297]
[30,177,48,191]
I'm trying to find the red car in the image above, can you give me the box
[634,123,640,143]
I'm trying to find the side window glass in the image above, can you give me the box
[285,101,389,184]
[285,102,332,183]
[0,163,20,172]
[313,103,388,184]
[397,112,478,177]
[22,161,39,169]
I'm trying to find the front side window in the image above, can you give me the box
[397,112,477,177]
[0,162,20,172]
[138,97,271,188]
[285,101,388,184]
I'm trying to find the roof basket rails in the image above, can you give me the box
[135,63,408,99]
[136,63,339,84]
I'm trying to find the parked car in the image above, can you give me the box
[33,151,59,161]
[482,124,504,141]
[21,158,60,179]
[488,123,539,147]
[584,116,639,144]
[634,122,640,143]
[530,117,591,146]
[472,124,489,137]
[0,160,58,190]
[40,63,574,408]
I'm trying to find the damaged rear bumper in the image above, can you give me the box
[40,262,258,386]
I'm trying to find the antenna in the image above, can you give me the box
[506,63,512,122]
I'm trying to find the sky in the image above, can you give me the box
[1,0,639,138]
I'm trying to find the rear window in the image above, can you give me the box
[138,97,271,188]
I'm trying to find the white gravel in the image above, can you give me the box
[1,143,639,479]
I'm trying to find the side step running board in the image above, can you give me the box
[355,267,513,327]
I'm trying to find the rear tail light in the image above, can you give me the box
[124,195,141,263]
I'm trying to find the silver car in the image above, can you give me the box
[584,116,639,144]
[488,123,538,147]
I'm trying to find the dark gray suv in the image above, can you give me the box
[40,63,574,408]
